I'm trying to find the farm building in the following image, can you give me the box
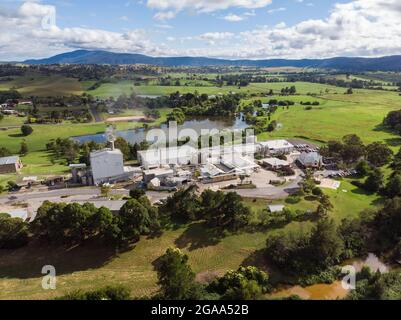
[143,167,174,183]
[258,140,294,155]
[220,154,259,175]
[260,158,290,170]
[268,205,285,213]
[7,208,32,222]
[138,146,198,170]
[0,156,23,174]
[90,148,134,185]
[297,152,323,169]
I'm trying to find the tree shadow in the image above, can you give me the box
[174,222,221,251]
[385,138,401,147]
[0,240,126,279]
[8,133,25,138]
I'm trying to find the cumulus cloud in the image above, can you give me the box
[0,2,165,60]
[146,0,273,13]
[198,32,235,44]
[2,0,401,60]
[235,0,401,58]
[223,13,244,22]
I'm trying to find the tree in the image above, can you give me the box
[338,218,368,259]
[300,169,316,194]
[0,147,11,158]
[32,201,117,244]
[208,192,250,231]
[364,167,384,192]
[319,194,333,211]
[156,247,197,300]
[20,124,33,136]
[265,218,344,275]
[372,197,401,249]
[341,134,365,164]
[384,174,401,198]
[129,188,146,199]
[117,198,159,243]
[355,160,370,176]
[347,269,401,300]
[366,142,393,167]
[161,185,201,222]
[392,147,401,171]
[88,206,118,239]
[167,108,185,125]
[58,285,131,300]
[307,218,344,271]
[114,137,131,161]
[100,184,112,198]
[0,213,29,249]
[208,266,269,300]
[19,140,28,156]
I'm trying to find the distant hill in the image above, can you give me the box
[22,50,401,72]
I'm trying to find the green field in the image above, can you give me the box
[0,115,26,128]
[0,74,86,96]
[0,175,377,299]
[257,89,401,146]
[0,74,400,299]
[86,80,344,98]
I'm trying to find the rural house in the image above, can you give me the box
[297,152,323,169]
[0,156,23,174]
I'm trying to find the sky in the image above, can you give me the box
[0,0,401,61]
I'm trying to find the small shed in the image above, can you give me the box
[268,205,285,213]
[0,156,23,174]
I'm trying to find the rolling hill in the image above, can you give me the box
[22,50,401,71]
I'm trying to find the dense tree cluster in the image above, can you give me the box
[29,197,159,246]
[383,109,401,133]
[347,268,401,300]
[154,247,270,300]
[0,89,22,104]
[0,213,29,249]
[57,285,131,300]
[265,218,345,275]
[208,266,270,300]
[160,186,250,232]
[321,134,393,167]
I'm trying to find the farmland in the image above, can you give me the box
[1,68,401,300]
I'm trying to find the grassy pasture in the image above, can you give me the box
[0,213,316,300]
[0,176,378,300]
[0,74,85,96]
[256,90,401,145]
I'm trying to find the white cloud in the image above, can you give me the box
[0,2,165,60]
[267,7,286,14]
[147,0,272,13]
[198,32,235,44]
[2,0,401,60]
[223,13,244,22]
[153,10,176,21]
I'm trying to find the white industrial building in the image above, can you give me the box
[90,148,135,185]
[138,146,198,170]
[260,158,290,170]
[258,140,294,155]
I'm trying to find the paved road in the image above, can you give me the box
[0,187,169,206]
[0,173,301,212]
[90,106,103,123]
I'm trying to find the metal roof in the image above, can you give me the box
[268,205,285,213]
[0,156,19,165]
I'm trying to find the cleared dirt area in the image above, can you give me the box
[106,116,148,123]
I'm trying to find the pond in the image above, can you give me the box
[72,115,249,145]
[270,253,391,300]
